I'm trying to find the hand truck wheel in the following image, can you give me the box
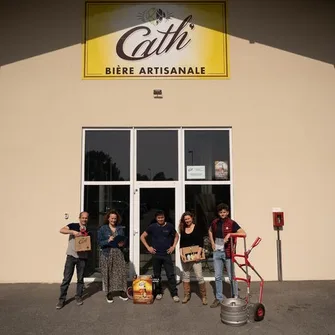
[253,303,265,322]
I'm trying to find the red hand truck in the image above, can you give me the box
[230,235,265,322]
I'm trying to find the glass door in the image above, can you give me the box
[132,128,182,278]
[133,184,180,277]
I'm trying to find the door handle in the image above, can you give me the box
[133,230,139,236]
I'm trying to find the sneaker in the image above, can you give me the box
[210,299,221,308]
[119,292,128,301]
[75,296,83,306]
[56,300,65,309]
[106,293,114,303]
[173,296,180,303]
[155,294,163,300]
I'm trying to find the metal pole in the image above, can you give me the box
[244,238,249,278]
[276,228,283,281]
[244,237,250,301]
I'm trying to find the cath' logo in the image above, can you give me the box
[137,8,172,26]
[116,8,195,61]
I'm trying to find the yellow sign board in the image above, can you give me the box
[83,2,229,79]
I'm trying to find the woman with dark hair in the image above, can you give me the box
[98,210,128,303]
[179,211,207,305]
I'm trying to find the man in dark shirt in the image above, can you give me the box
[140,210,180,302]
[56,212,90,309]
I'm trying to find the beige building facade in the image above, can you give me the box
[1,0,334,283]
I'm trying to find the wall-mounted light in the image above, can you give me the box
[153,89,163,99]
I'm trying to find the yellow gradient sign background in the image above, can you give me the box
[83,2,229,79]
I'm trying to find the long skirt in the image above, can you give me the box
[100,248,127,294]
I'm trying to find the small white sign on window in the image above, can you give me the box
[187,166,206,179]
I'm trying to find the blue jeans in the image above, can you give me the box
[213,250,238,301]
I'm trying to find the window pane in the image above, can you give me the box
[85,130,130,181]
[83,185,130,276]
[185,185,230,277]
[137,130,178,181]
[185,130,230,181]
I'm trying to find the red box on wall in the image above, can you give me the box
[273,212,284,227]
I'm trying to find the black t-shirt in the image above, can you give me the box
[68,223,83,233]
[215,219,241,238]
[146,222,176,256]
[66,223,89,259]
[180,224,204,248]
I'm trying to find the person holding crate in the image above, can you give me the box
[56,211,90,310]
[179,211,207,305]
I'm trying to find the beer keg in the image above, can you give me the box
[220,298,248,326]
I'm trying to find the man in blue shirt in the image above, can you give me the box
[140,210,180,302]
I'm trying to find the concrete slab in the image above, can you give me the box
[0,281,334,335]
